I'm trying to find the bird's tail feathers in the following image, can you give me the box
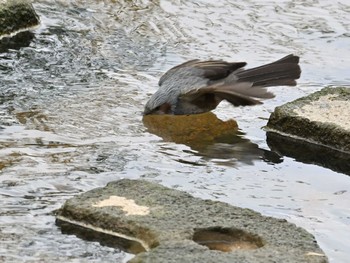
[234,54,301,87]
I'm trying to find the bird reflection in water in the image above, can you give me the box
[143,112,282,166]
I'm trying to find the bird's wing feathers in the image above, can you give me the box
[181,82,275,107]
[159,59,274,107]
[158,59,247,86]
[158,59,200,86]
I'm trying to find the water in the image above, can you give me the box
[0,0,349,262]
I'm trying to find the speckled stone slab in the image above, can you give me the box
[267,87,350,153]
[56,179,327,263]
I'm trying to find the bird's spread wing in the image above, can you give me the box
[181,82,275,107]
[158,59,247,86]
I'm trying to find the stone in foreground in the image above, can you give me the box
[267,87,350,153]
[0,0,39,38]
[56,179,327,263]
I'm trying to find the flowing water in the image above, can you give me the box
[0,0,350,262]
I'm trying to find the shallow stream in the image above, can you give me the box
[0,1,350,262]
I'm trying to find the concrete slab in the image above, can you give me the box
[56,179,327,263]
[267,87,350,153]
[0,0,39,39]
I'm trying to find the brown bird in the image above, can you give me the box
[144,54,301,115]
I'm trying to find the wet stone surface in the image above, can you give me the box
[57,179,328,263]
[267,87,350,153]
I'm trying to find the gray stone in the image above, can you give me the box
[0,0,39,38]
[56,179,327,263]
[266,87,350,153]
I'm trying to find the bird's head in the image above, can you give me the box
[143,90,173,115]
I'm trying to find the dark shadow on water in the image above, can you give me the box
[267,132,350,175]
[143,113,282,166]
[180,131,283,166]
[0,31,35,53]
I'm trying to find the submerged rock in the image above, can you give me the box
[143,112,238,144]
[143,112,282,165]
[56,179,327,263]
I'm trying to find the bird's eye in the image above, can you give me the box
[154,106,160,111]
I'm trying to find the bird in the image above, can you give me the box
[144,54,301,115]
